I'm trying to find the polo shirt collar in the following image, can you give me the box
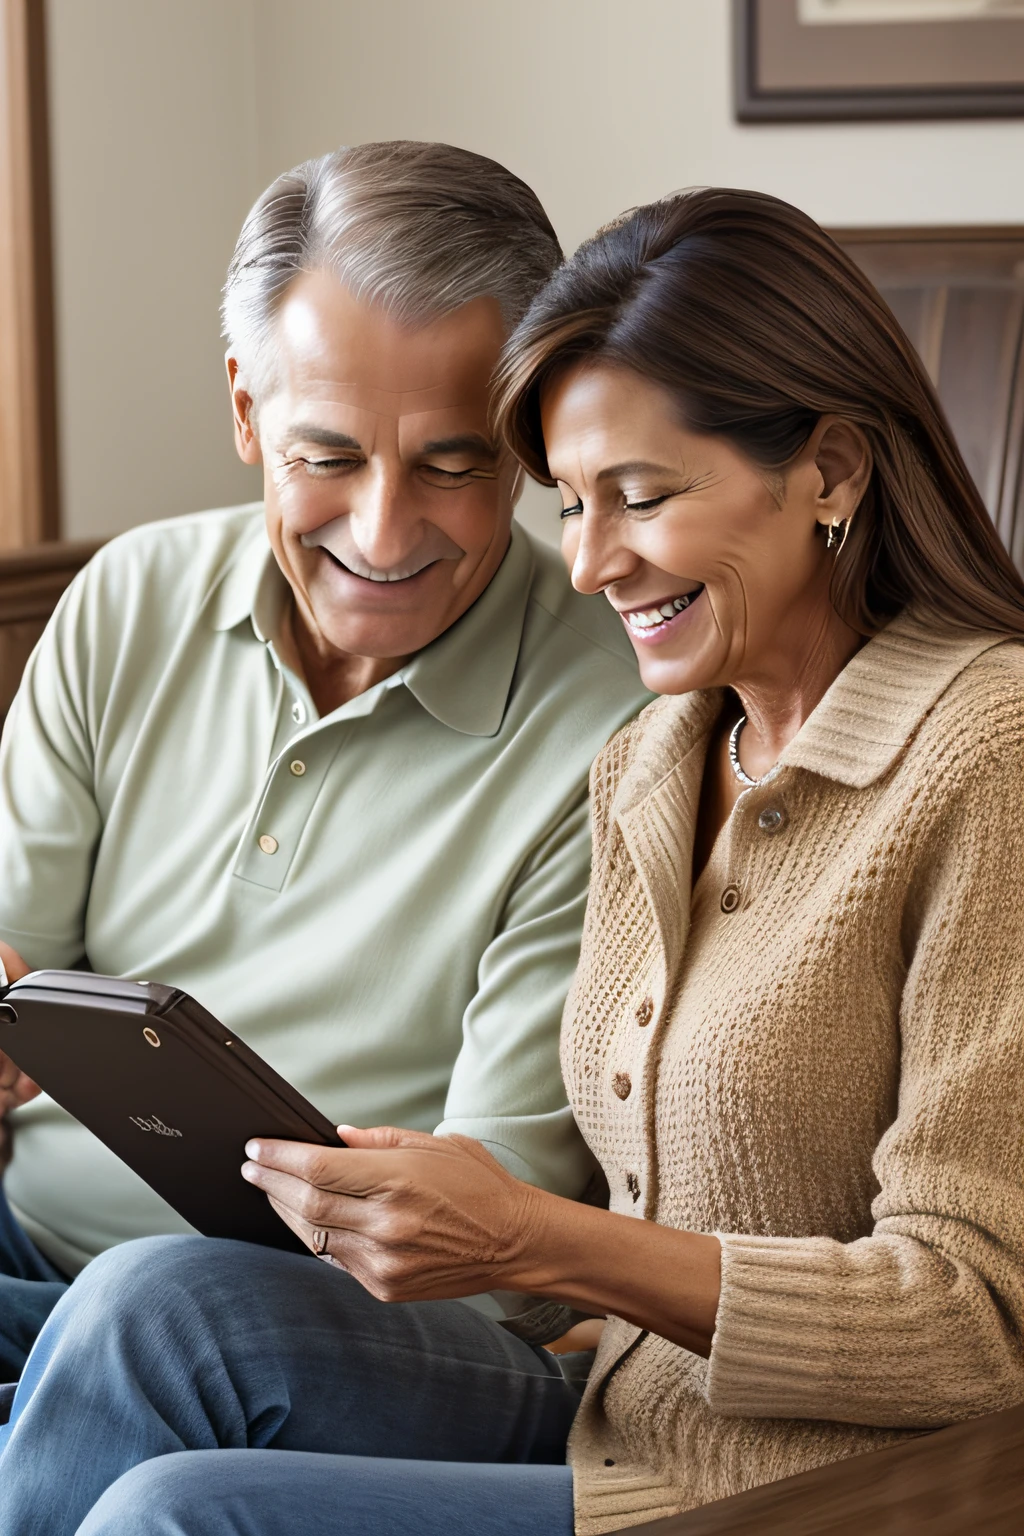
[401,524,533,737]
[209,523,275,635]
[208,519,534,739]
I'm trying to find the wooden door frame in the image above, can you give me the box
[0,0,58,548]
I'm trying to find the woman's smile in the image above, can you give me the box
[617,583,706,643]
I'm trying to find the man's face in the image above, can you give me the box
[229,273,519,662]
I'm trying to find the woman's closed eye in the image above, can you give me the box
[624,493,673,512]
[622,477,714,513]
[559,477,713,520]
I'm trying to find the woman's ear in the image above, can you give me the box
[810,416,872,532]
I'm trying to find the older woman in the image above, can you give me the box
[2,189,1023,1536]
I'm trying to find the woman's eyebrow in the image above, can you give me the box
[595,459,682,482]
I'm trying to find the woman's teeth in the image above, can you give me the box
[626,589,702,633]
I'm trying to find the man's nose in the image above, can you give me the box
[346,472,422,569]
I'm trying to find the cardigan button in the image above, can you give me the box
[626,1172,641,1202]
[634,996,654,1027]
[612,1071,632,1100]
[757,806,785,833]
[720,884,741,914]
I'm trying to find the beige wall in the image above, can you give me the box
[48,0,1024,542]
[47,0,265,540]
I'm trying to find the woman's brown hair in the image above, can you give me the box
[493,188,1024,637]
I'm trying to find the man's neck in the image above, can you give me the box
[279,604,410,716]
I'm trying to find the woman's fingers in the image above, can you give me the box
[335,1124,427,1150]
[244,1128,438,1198]
[241,1161,375,1230]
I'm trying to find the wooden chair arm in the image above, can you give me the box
[0,538,102,721]
[616,1403,1024,1535]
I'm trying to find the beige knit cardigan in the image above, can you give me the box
[563,611,1024,1534]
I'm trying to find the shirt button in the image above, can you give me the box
[258,834,279,855]
[720,884,741,914]
[612,1071,632,1100]
[289,760,307,777]
[758,807,786,833]
[634,996,654,1027]
[291,701,306,725]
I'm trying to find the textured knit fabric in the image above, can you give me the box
[562,610,1024,1534]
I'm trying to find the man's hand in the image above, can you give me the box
[241,1125,545,1303]
[0,941,41,1167]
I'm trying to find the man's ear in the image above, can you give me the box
[226,354,262,466]
[810,416,872,533]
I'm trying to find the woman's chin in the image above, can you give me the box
[632,633,721,697]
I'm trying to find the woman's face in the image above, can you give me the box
[541,363,851,697]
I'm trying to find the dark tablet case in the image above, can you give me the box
[0,970,338,1253]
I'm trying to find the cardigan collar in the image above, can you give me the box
[612,608,1011,824]
[608,611,1012,989]
[777,608,1008,789]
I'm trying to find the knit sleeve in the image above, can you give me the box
[705,693,1024,1429]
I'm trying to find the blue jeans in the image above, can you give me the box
[0,1235,581,1536]
[76,1452,574,1536]
[0,1181,69,1383]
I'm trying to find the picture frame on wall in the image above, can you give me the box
[734,0,1024,122]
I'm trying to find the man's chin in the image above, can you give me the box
[307,610,453,662]
[301,558,474,658]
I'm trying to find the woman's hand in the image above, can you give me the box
[242,1125,546,1302]
[243,1125,722,1356]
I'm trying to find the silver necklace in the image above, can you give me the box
[728,716,764,789]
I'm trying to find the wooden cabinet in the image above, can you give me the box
[835,227,1024,567]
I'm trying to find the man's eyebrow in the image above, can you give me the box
[420,433,499,461]
[595,459,683,482]
[282,426,363,451]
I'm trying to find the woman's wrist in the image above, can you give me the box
[502,1188,722,1357]
[503,1184,598,1301]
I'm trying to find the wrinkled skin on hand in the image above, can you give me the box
[242,1125,545,1303]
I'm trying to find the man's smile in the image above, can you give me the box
[319,546,441,587]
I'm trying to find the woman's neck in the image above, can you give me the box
[731,603,865,779]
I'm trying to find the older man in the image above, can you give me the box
[0,141,647,1382]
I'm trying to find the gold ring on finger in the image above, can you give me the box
[311,1227,331,1256]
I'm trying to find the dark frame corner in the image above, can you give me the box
[733,0,1024,124]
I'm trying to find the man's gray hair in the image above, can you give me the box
[222,140,562,394]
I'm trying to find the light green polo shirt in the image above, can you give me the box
[0,505,648,1277]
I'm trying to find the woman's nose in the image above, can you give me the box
[565,512,634,596]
